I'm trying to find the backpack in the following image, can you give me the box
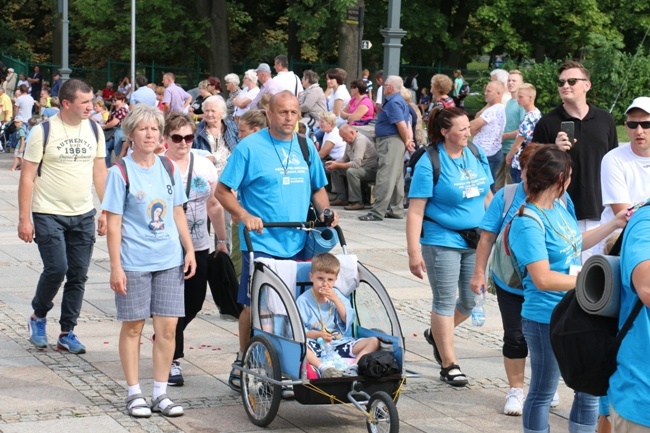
[296,134,320,222]
[114,155,176,208]
[37,119,100,176]
[407,141,482,186]
[488,186,568,291]
[358,350,400,378]
[550,211,645,397]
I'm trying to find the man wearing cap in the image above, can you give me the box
[596,97,650,254]
[532,60,617,261]
[250,63,281,109]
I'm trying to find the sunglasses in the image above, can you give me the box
[626,121,650,130]
[170,134,194,143]
[557,78,588,87]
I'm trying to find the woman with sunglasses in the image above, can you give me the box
[508,146,626,433]
[163,113,228,387]
[102,105,196,418]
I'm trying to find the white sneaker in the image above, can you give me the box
[503,387,525,416]
[550,391,559,408]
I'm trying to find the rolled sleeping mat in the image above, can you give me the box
[575,255,621,318]
[302,227,340,258]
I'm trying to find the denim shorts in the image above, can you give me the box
[421,244,476,316]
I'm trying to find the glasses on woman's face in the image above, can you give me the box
[170,134,194,143]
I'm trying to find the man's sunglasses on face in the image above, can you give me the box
[626,121,650,130]
[557,78,588,87]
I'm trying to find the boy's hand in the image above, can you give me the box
[317,286,337,302]
[320,332,334,343]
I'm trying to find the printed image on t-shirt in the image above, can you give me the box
[148,200,167,231]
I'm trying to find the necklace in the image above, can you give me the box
[531,201,580,257]
[311,287,333,333]
[268,130,293,175]
[445,146,473,185]
[59,114,82,141]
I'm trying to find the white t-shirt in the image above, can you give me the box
[323,127,346,160]
[15,94,35,122]
[234,86,260,117]
[375,86,383,106]
[472,104,506,157]
[327,85,351,113]
[272,71,303,96]
[177,154,219,252]
[600,143,650,225]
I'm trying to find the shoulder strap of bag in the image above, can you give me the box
[183,152,194,213]
[298,134,311,169]
[617,298,644,345]
[502,184,518,219]
[38,119,100,177]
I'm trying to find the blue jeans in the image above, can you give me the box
[522,318,598,433]
[31,209,97,332]
[510,167,522,184]
[487,152,503,193]
[421,245,476,316]
[105,128,124,167]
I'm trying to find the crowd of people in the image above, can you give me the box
[7,56,650,432]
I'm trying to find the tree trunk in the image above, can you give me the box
[196,0,231,80]
[338,0,364,86]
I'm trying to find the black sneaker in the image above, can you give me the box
[424,328,442,366]
[168,360,184,386]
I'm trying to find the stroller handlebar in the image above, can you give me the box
[242,222,347,253]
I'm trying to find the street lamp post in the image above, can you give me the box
[380,0,406,79]
[59,0,72,82]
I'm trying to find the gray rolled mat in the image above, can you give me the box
[575,255,621,318]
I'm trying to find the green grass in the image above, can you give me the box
[616,124,628,142]
[466,61,489,71]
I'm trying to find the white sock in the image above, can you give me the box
[127,384,142,397]
[153,381,170,410]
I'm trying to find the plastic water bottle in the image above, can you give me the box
[317,337,348,370]
[404,167,412,208]
[472,288,486,327]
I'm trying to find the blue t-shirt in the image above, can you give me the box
[480,183,576,295]
[219,129,327,257]
[101,156,187,271]
[509,201,581,324]
[408,142,493,248]
[502,99,526,153]
[130,86,158,107]
[609,206,650,427]
[375,93,409,138]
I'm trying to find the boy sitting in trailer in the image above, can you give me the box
[296,253,380,378]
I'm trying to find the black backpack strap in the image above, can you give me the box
[183,152,194,213]
[616,298,644,345]
[37,121,51,177]
[297,134,311,168]
[89,119,99,142]
[115,158,129,209]
[425,145,441,185]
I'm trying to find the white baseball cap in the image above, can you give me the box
[625,97,650,114]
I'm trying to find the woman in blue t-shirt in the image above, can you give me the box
[406,106,493,387]
[102,105,196,419]
[509,147,626,433]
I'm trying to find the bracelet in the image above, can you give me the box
[216,240,227,244]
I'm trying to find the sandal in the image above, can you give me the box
[358,213,383,222]
[423,328,442,366]
[229,356,242,392]
[440,364,469,387]
[125,393,151,418]
[151,393,184,417]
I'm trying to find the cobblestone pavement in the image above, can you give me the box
[0,152,574,433]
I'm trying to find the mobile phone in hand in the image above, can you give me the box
[560,121,575,147]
